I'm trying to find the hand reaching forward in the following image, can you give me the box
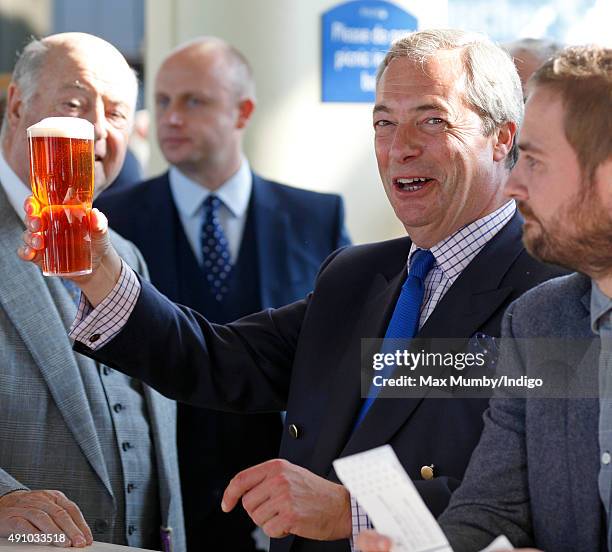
[18,196,122,307]
[0,490,93,548]
[356,530,542,552]
[222,459,352,541]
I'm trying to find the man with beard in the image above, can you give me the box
[357,44,612,552]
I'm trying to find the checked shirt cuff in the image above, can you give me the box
[69,259,141,350]
[351,495,374,551]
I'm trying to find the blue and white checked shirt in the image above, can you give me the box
[69,200,516,549]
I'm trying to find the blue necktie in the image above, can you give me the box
[200,195,232,302]
[353,249,435,429]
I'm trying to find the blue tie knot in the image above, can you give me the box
[204,195,222,215]
[406,249,435,283]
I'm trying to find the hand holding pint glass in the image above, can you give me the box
[27,117,94,276]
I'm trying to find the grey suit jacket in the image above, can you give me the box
[0,185,185,551]
[439,273,605,551]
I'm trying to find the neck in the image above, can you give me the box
[177,152,242,192]
[1,139,28,185]
[595,274,612,299]
[409,196,511,249]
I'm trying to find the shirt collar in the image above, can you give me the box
[168,157,252,219]
[0,149,30,220]
[590,280,612,334]
[408,200,516,280]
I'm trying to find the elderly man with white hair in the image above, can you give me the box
[0,33,184,550]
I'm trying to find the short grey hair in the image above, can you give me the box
[0,37,50,138]
[377,29,524,168]
[504,37,563,64]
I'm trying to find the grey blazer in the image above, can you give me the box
[0,185,185,551]
[439,273,605,551]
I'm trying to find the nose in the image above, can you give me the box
[158,102,183,127]
[90,101,109,143]
[390,123,423,162]
[504,158,528,201]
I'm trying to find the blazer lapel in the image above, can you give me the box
[309,268,405,477]
[146,175,183,300]
[341,213,524,458]
[251,175,294,309]
[0,187,112,496]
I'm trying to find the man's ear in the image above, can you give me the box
[492,121,517,162]
[236,98,255,130]
[5,83,24,130]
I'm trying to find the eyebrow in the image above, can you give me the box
[60,82,130,108]
[60,82,89,93]
[373,102,450,115]
[517,141,546,155]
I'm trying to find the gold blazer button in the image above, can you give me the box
[420,464,435,480]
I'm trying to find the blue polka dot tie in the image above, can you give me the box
[200,195,232,302]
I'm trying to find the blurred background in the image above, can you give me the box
[1,0,610,243]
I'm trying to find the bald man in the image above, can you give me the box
[96,37,349,551]
[0,33,184,550]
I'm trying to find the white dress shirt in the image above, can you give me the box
[168,158,252,265]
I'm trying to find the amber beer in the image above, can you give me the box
[27,117,94,276]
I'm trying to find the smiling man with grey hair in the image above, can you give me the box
[0,33,184,550]
[21,29,562,552]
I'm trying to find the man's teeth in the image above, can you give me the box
[396,177,430,191]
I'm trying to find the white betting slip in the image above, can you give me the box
[333,445,514,552]
[334,445,452,552]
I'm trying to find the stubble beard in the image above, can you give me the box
[519,190,612,278]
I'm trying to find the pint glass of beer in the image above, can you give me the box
[27,117,94,276]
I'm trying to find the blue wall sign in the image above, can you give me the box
[321,0,417,103]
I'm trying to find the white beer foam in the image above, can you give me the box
[27,117,94,139]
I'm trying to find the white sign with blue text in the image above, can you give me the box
[321,0,417,103]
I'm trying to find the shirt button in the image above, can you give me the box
[122,441,132,452]
[102,367,112,376]
[602,452,611,465]
[127,483,136,493]
[128,525,136,535]
[89,333,101,343]
[113,403,123,413]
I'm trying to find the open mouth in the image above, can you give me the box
[393,177,435,192]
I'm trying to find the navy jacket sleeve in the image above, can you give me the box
[75,277,307,413]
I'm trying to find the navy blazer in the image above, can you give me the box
[78,211,564,552]
[96,171,350,309]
